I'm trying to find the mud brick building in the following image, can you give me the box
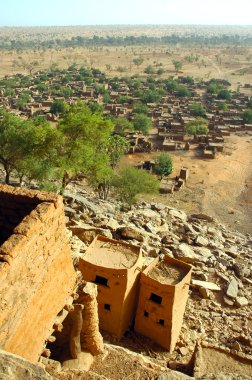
[78,235,143,338]
[134,256,192,351]
[0,185,76,362]
[79,235,192,351]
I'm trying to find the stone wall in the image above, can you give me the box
[0,185,76,363]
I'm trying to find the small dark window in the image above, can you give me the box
[158,319,165,326]
[104,304,111,311]
[94,275,108,286]
[144,311,149,318]
[150,293,162,304]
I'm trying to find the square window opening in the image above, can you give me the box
[150,293,162,304]
[158,319,165,326]
[94,275,108,287]
[144,310,149,318]
[104,303,111,311]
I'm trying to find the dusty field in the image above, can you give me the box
[120,133,252,235]
[1,26,252,89]
[0,26,251,233]
[1,45,252,88]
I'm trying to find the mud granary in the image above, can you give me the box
[79,235,192,351]
[0,184,76,363]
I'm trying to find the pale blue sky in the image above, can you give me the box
[0,0,251,26]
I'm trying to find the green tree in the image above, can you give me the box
[217,101,229,111]
[185,117,209,135]
[217,89,231,100]
[154,153,173,179]
[141,89,162,104]
[144,65,155,74]
[133,102,148,115]
[243,109,252,123]
[172,60,182,72]
[57,101,114,194]
[50,99,67,115]
[165,77,179,92]
[157,68,164,75]
[133,113,152,134]
[189,102,206,117]
[0,109,59,185]
[176,85,191,97]
[16,92,31,110]
[112,166,159,205]
[133,57,144,67]
[113,117,133,135]
[107,135,129,169]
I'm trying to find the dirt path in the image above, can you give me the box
[121,133,252,234]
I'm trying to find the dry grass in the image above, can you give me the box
[1,26,252,89]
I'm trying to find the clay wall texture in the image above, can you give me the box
[0,185,76,363]
[79,236,191,351]
[78,235,143,338]
[134,256,192,351]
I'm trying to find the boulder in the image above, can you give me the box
[225,246,239,258]
[70,225,112,244]
[191,280,221,291]
[119,226,148,242]
[195,235,209,247]
[173,243,198,263]
[226,278,239,299]
[235,296,249,307]
[0,350,54,380]
[190,213,214,222]
[169,208,187,222]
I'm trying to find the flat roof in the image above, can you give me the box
[148,260,188,285]
[84,237,140,270]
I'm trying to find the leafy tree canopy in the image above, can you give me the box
[133,113,152,135]
[189,102,207,117]
[185,117,209,135]
[154,153,173,179]
[243,109,252,123]
[112,166,159,205]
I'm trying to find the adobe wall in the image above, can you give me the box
[78,235,143,338]
[135,256,192,351]
[170,266,192,351]
[0,185,76,363]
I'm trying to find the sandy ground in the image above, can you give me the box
[120,133,252,235]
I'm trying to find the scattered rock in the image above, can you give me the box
[195,235,209,247]
[190,213,214,222]
[191,280,221,291]
[223,295,235,306]
[199,287,210,299]
[226,278,239,299]
[119,226,148,242]
[235,296,249,307]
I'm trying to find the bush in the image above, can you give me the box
[154,153,173,179]
[185,118,209,135]
[189,102,206,117]
[243,109,252,123]
[113,166,159,205]
[133,113,152,134]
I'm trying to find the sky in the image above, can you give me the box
[0,0,251,27]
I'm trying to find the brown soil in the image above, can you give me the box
[198,347,252,377]
[120,133,252,234]
[85,239,139,269]
[148,261,187,285]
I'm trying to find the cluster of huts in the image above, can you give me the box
[0,69,252,159]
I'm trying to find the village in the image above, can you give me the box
[1,64,252,201]
[0,41,252,380]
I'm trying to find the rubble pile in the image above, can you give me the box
[64,186,251,370]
